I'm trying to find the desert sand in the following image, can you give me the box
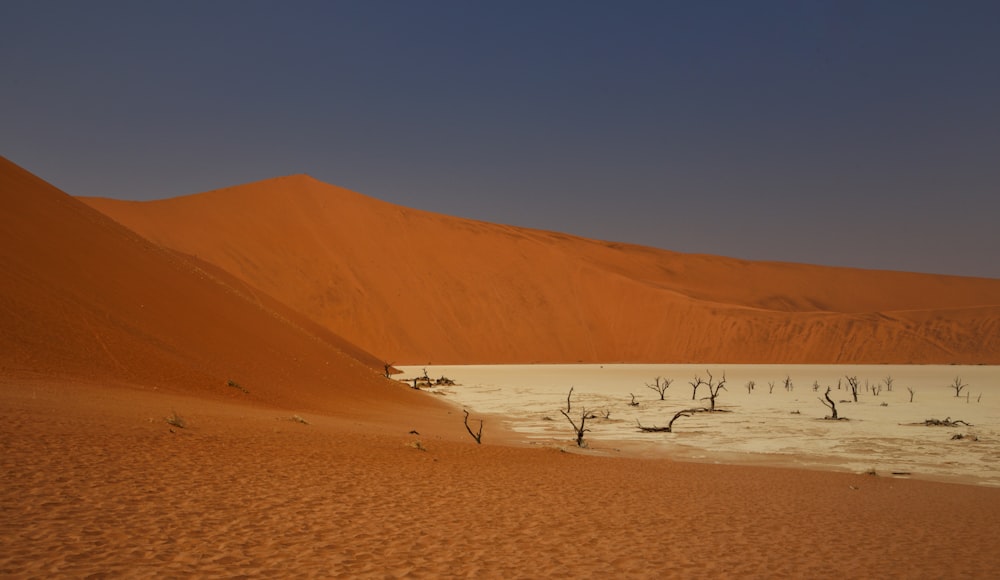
[4,156,1000,577]
[5,377,1000,578]
[83,174,1000,365]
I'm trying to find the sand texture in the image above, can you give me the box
[4,378,1000,579]
[83,174,1000,365]
[4,156,1000,577]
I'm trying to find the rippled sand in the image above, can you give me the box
[3,377,1000,578]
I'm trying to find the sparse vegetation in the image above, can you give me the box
[560,387,591,447]
[819,387,840,420]
[922,417,972,427]
[951,433,978,441]
[165,410,186,429]
[404,371,455,390]
[950,376,968,398]
[645,377,673,400]
[688,374,704,400]
[636,409,693,433]
[700,370,727,411]
[463,409,483,444]
[226,379,249,394]
[845,375,860,402]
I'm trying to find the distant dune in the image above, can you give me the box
[0,157,443,419]
[82,174,1000,365]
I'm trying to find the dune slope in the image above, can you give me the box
[0,157,443,419]
[83,175,1000,365]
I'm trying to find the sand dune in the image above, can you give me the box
[0,157,445,421]
[4,157,1000,577]
[84,174,1000,365]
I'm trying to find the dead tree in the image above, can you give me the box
[646,377,673,400]
[819,387,839,420]
[845,376,860,402]
[812,380,821,392]
[463,409,483,444]
[745,380,755,394]
[700,370,727,411]
[636,410,692,433]
[906,386,915,403]
[783,375,794,392]
[950,376,968,398]
[560,387,590,447]
[689,374,706,401]
[768,381,775,394]
[923,417,972,427]
[883,375,894,392]
[628,393,640,407]
[383,362,394,378]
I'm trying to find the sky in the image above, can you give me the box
[2,1,999,278]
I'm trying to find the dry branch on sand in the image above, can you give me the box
[920,417,973,427]
[463,409,483,444]
[559,387,590,447]
[636,409,696,433]
[226,379,249,394]
[165,411,186,429]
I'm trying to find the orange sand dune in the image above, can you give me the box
[4,158,1000,577]
[84,175,1000,365]
[0,157,444,421]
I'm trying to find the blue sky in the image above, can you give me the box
[3,1,998,278]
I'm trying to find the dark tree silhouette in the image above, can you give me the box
[463,409,483,444]
[819,387,839,420]
[559,387,591,447]
[701,370,727,411]
[645,377,673,400]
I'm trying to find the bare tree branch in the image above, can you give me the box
[463,409,483,444]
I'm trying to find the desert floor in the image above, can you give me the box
[403,364,1000,487]
[3,377,1000,579]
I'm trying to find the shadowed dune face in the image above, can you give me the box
[0,157,446,419]
[83,175,1000,365]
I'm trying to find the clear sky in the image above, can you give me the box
[3,1,999,278]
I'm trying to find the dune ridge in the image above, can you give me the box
[0,157,446,422]
[83,174,1000,365]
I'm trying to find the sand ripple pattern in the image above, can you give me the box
[2,394,1000,578]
